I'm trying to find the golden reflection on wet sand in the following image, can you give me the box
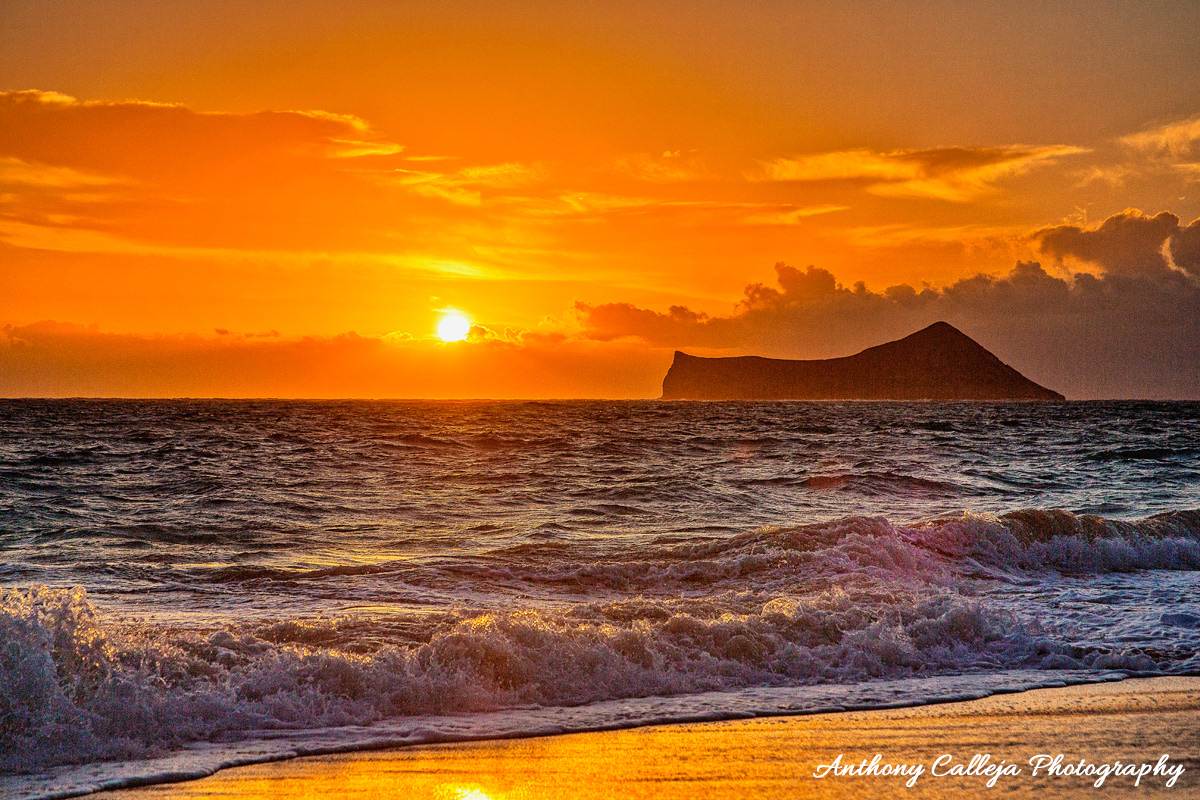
[109,677,1198,800]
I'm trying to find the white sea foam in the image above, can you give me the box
[3,671,1131,800]
[3,508,1199,793]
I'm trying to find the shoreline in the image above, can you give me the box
[95,675,1198,799]
[9,672,1195,800]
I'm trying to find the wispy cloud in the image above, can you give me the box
[1116,115,1200,181]
[0,218,500,278]
[506,193,846,226]
[381,162,546,205]
[326,139,405,158]
[753,145,1087,202]
[0,157,125,189]
[0,90,396,177]
[1119,115,1200,158]
[736,203,848,225]
[842,222,1029,247]
[612,151,714,183]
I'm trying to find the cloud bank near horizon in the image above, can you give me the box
[6,251,1198,400]
[0,321,670,399]
[576,211,1200,400]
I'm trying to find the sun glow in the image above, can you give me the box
[437,313,471,342]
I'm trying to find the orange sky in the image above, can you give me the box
[2,1,1200,397]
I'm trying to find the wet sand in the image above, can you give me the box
[106,677,1199,799]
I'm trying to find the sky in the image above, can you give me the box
[2,0,1199,398]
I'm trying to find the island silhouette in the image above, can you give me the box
[661,321,1065,400]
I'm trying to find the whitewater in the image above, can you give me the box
[1,400,1198,798]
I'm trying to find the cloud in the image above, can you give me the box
[753,145,1086,202]
[1071,164,1136,189]
[0,90,544,269]
[1036,209,1200,278]
[841,222,1027,247]
[0,217,500,279]
[1119,114,1200,159]
[576,256,1200,399]
[506,192,846,227]
[612,200,848,227]
[0,156,135,236]
[736,204,849,226]
[0,157,123,189]
[612,152,713,183]
[381,161,546,205]
[1172,217,1200,275]
[0,323,669,398]
[0,89,422,255]
[0,90,394,182]
[1117,114,1200,180]
[1176,163,1200,180]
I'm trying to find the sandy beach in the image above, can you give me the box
[101,677,1198,800]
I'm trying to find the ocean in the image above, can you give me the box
[2,400,1199,798]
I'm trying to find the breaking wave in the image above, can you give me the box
[4,508,1198,779]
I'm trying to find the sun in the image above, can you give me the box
[437,313,471,342]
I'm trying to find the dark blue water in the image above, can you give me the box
[2,400,1199,795]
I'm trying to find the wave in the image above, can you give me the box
[2,508,1198,785]
[0,585,1128,779]
[482,509,1200,596]
[913,509,1200,574]
[5,507,1200,775]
